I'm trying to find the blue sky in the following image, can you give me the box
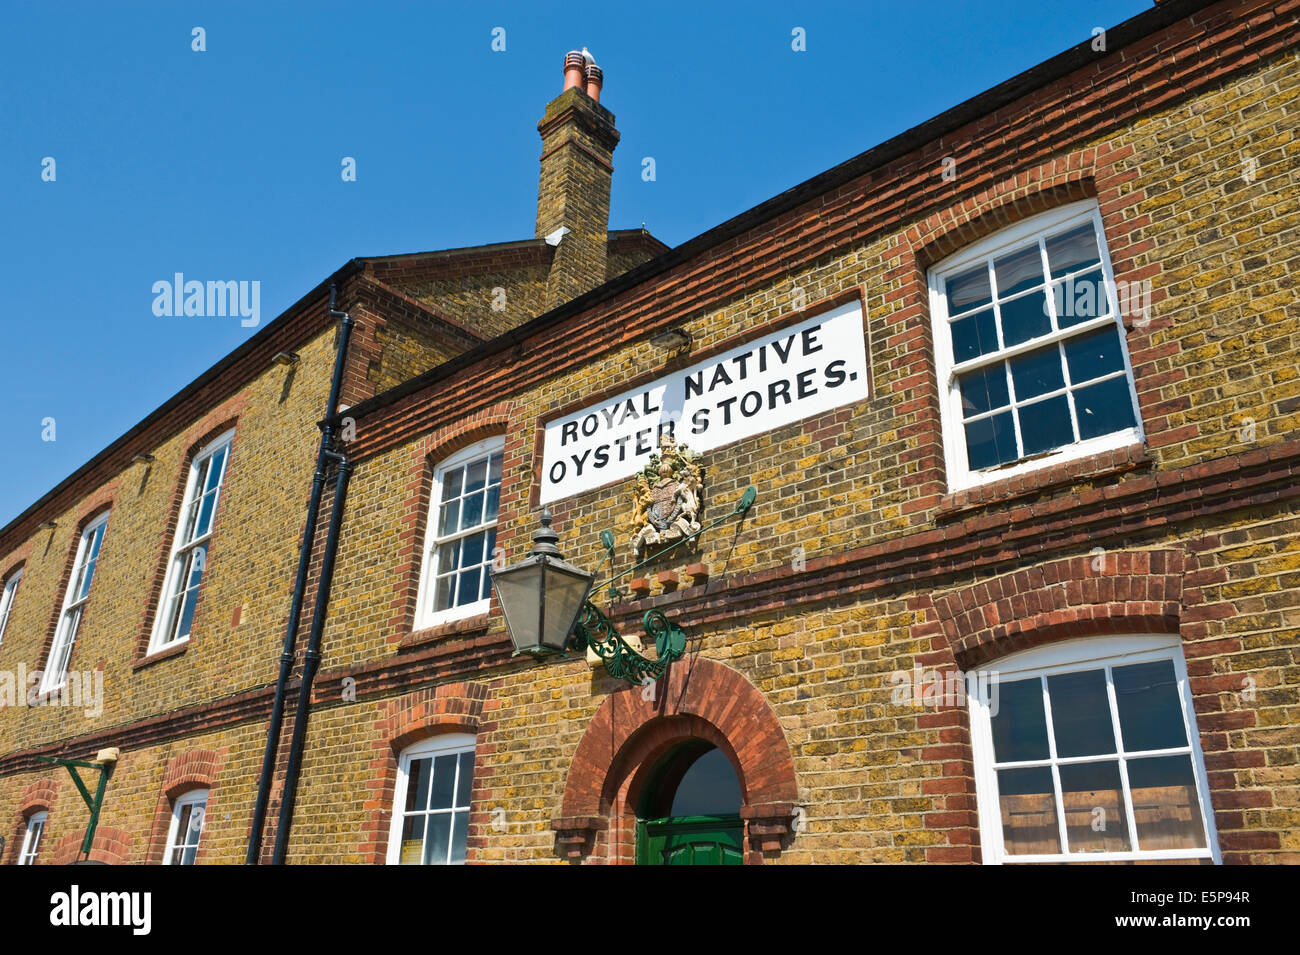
[0,0,1149,527]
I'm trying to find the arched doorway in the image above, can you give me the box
[553,657,799,864]
[635,742,743,865]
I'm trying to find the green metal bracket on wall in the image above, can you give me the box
[34,754,115,857]
[571,485,756,684]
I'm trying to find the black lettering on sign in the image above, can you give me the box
[561,420,578,447]
[825,359,847,388]
[691,408,710,434]
[796,368,817,399]
[550,461,566,484]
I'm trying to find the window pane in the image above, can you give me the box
[964,411,1017,471]
[958,365,1010,418]
[485,484,501,523]
[173,581,200,642]
[1073,376,1137,441]
[460,491,484,530]
[1017,394,1074,456]
[450,811,470,864]
[441,466,464,501]
[456,570,481,607]
[456,751,475,806]
[999,289,1051,346]
[951,308,998,362]
[1009,345,1065,400]
[1053,268,1108,329]
[430,753,459,810]
[994,245,1044,298]
[437,498,460,537]
[434,575,453,612]
[990,677,1050,762]
[488,453,503,485]
[947,266,992,314]
[1113,660,1188,751]
[1058,760,1131,853]
[398,815,425,864]
[460,531,485,570]
[465,458,488,495]
[1127,755,1207,850]
[1045,224,1100,278]
[997,766,1061,855]
[406,757,432,813]
[195,489,219,538]
[423,813,452,865]
[205,446,228,491]
[1064,325,1126,384]
[1047,669,1116,757]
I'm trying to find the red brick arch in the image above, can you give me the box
[5,777,60,864]
[359,681,488,864]
[932,549,1186,669]
[50,825,132,866]
[553,656,798,864]
[145,748,223,865]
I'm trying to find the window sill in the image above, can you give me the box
[133,640,189,671]
[938,442,1151,518]
[400,613,491,650]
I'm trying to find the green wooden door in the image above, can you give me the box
[636,814,744,865]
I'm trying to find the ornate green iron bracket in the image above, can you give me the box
[568,485,756,684]
[34,754,114,857]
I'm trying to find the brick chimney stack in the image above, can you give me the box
[536,49,620,307]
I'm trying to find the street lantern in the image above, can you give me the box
[490,509,594,658]
[491,487,757,683]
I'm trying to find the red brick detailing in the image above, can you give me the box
[939,443,1152,515]
[134,404,247,666]
[387,405,525,645]
[144,748,223,865]
[554,657,798,864]
[34,489,120,697]
[359,681,490,864]
[50,825,131,866]
[931,549,1186,668]
[5,777,60,864]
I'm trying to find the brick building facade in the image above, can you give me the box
[1,0,1297,866]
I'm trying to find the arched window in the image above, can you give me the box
[929,200,1143,490]
[150,429,234,653]
[163,789,208,865]
[415,437,504,628]
[41,510,110,694]
[387,733,476,865]
[968,634,1220,864]
[0,566,22,646]
[19,811,48,865]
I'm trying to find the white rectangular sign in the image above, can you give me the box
[539,298,869,504]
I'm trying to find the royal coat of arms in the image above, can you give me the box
[631,435,702,557]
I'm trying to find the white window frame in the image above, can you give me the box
[148,429,234,654]
[0,567,22,646]
[929,200,1144,491]
[162,789,208,865]
[18,811,47,865]
[40,511,110,695]
[386,733,476,865]
[968,633,1221,865]
[414,437,504,628]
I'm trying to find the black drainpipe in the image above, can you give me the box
[246,284,354,864]
[271,445,352,864]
